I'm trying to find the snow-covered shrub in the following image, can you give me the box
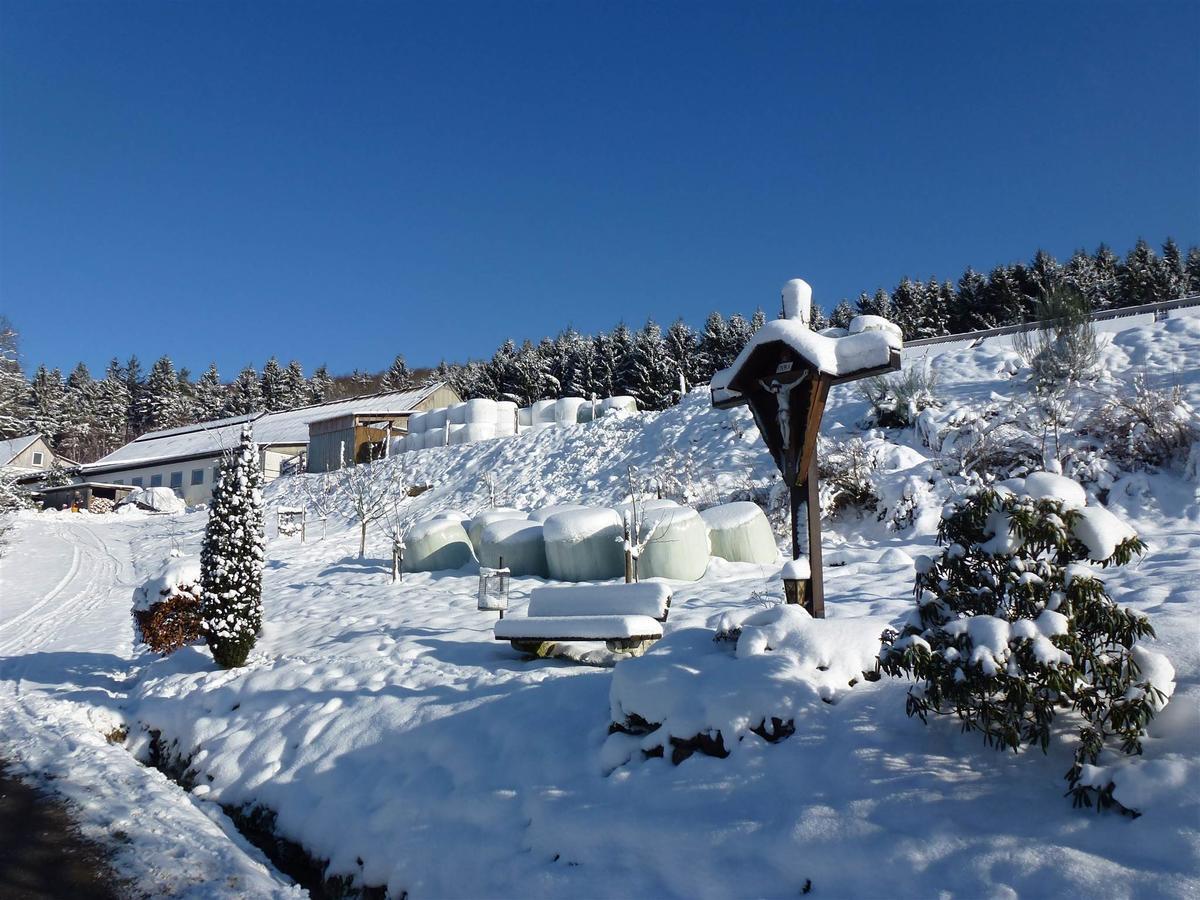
[1090,374,1197,471]
[200,425,265,669]
[132,557,203,655]
[859,359,940,428]
[879,476,1175,813]
[0,472,34,513]
[817,437,880,518]
[938,406,1042,480]
[1013,286,1101,391]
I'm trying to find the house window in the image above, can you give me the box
[132,476,143,487]
[150,474,163,487]
[191,469,204,485]
[213,467,220,484]
[32,451,44,466]
[169,472,183,489]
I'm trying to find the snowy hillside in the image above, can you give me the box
[2,315,1198,898]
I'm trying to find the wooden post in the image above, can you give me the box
[804,454,825,619]
[300,512,306,544]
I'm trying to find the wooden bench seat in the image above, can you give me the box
[494,583,672,656]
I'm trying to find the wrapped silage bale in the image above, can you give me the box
[465,398,497,424]
[425,426,447,448]
[448,423,467,445]
[495,401,519,435]
[528,503,590,524]
[409,431,427,451]
[543,508,625,582]
[477,520,548,577]
[426,407,448,429]
[407,411,428,434]
[404,518,476,572]
[449,403,468,425]
[388,436,406,456]
[467,508,528,554]
[636,506,709,581]
[555,397,587,426]
[577,400,598,424]
[462,422,496,443]
[432,509,471,523]
[531,399,557,425]
[599,396,637,417]
[700,501,779,564]
[518,406,533,427]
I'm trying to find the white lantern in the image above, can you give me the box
[478,564,510,615]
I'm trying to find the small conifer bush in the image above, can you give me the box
[200,424,265,669]
[880,481,1171,811]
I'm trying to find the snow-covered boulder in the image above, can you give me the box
[636,506,709,581]
[477,520,548,577]
[700,502,779,564]
[404,518,476,572]
[467,508,528,553]
[544,508,625,582]
[118,486,186,514]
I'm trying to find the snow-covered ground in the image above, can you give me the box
[2,317,1198,898]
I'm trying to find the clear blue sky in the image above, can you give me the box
[2,0,1197,378]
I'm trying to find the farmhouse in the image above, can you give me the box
[80,383,458,505]
[0,433,67,479]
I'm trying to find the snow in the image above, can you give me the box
[120,485,187,513]
[848,314,905,341]
[781,277,812,325]
[1022,471,1088,507]
[495,614,664,641]
[781,557,811,580]
[2,314,1198,899]
[700,501,779,565]
[543,507,625,581]
[132,555,201,611]
[525,583,671,619]
[1072,505,1138,561]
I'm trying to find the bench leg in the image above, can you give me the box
[510,640,557,657]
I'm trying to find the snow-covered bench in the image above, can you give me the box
[494,583,672,657]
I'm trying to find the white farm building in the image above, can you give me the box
[80,383,458,505]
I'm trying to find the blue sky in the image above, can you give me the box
[2,1,1197,378]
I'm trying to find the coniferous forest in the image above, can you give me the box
[2,238,1197,463]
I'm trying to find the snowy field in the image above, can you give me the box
[2,317,1199,898]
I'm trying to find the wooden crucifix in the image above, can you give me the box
[711,279,901,617]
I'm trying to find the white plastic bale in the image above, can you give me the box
[409,432,426,451]
[465,398,497,424]
[531,399,558,424]
[636,506,709,581]
[495,400,519,428]
[543,508,625,582]
[425,426,447,447]
[528,503,590,524]
[467,508,528,554]
[518,407,533,427]
[406,411,428,434]
[448,423,467,445]
[432,509,471,523]
[699,501,779,564]
[462,422,496,443]
[388,436,406,456]
[426,407,448,429]
[404,519,476,572]
[616,498,679,520]
[477,520,548,577]
[449,402,468,425]
[576,402,596,424]
[599,396,637,416]
[555,397,587,426]
[495,417,517,437]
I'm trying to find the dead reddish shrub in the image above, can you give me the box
[133,586,203,655]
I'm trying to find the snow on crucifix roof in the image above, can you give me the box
[86,383,447,471]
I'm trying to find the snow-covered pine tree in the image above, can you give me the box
[0,316,28,439]
[260,357,289,412]
[225,365,264,416]
[144,356,186,432]
[828,299,856,330]
[200,424,264,669]
[91,360,130,454]
[282,361,309,409]
[1119,238,1166,306]
[697,312,731,380]
[1091,244,1122,309]
[26,366,67,447]
[750,308,767,332]
[950,268,990,332]
[1186,246,1200,295]
[588,332,617,398]
[124,355,149,438]
[626,320,677,410]
[663,319,700,395]
[857,288,892,319]
[879,480,1170,812]
[889,278,924,339]
[380,354,411,392]
[1159,238,1185,300]
[308,365,334,403]
[60,362,98,461]
[609,323,639,398]
[193,363,227,422]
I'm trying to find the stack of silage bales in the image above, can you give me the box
[466,508,528,555]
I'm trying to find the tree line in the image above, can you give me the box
[1,237,1196,462]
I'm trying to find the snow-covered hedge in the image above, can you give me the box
[879,472,1174,814]
[132,556,203,656]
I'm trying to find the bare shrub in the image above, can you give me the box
[1092,374,1198,470]
[859,359,940,428]
[1013,286,1100,391]
[134,585,203,655]
[818,437,881,517]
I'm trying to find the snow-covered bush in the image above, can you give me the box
[817,437,880,518]
[937,405,1043,480]
[132,557,203,655]
[200,425,265,669]
[1091,374,1197,471]
[859,360,940,428]
[1013,286,1101,391]
[879,475,1174,813]
[0,472,34,513]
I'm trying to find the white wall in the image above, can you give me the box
[89,445,302,506]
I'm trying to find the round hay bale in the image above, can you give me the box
[426,407,449,429]
[555,397,587,426]
[543,508,625,582]
[462,422,496,443]
[478,520,548,577]
[448,423,467,445]
[465,398,497,424]
[407,411,428,434]
[404,518,476,572]
[599,396,637,417]
[531,399,557,425]
[425,426,447,447]
[467,508,528,553]
[636,506,709,581]
[528,503,591,524]
[700,502,779,564]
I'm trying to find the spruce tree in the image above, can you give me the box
[664,319,700,392]
[225,365,264,416]
[0,316,27,439]
[92,361,130,456]
[193,364,227,421]
[144,356,185,432]
[1092,244,1122,309]
[1160,238,1185,300]
[124,355,149,438]
[380,354,410,392]
[626,320,677,410]
[26,366,67,447]
[282,361,309,408]
[260,357,289,411]
[308,365,334,403]
[61,362,97,460]
[200,424,264,669]
[1119,238,1165,306]
[828,299,856,329]
[1186,246,1200,295]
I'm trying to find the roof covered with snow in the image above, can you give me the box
[86,384,447,471]
[0,433,40,465]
